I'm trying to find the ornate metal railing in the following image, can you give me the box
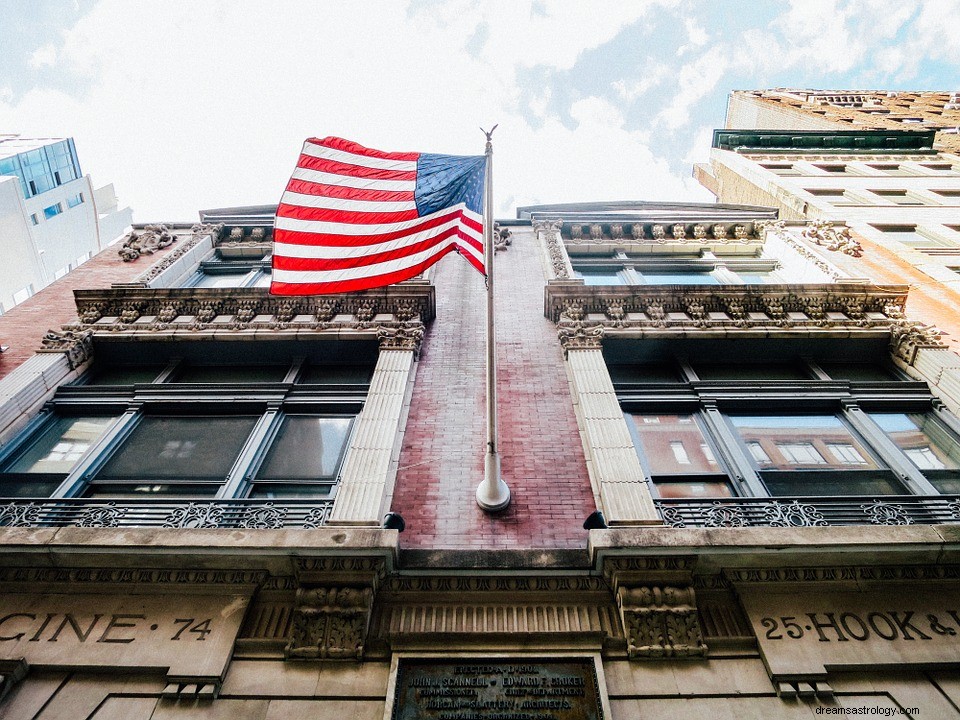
[656,495,960,528]
[0,498,334,530]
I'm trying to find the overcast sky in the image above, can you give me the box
[1,0,958,223]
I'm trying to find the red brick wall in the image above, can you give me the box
[391,230,595,549]
[0,236,183,380]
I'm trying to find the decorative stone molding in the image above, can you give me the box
[285,586,376,660]
[803,219,864,257]
[118,224,175,261]
[0,659,27,702]
[377,321,425,354]
[725,564,960,585]
[133,223,224,284]
[493,223,512,252]
[65,286,435,338]
[533,218,570,279]
[37,329,93,369]
[382,575,609,594]
[160,678,221,701]
[545,283,909,336]
[0,566,267,587]
[890,322,946,365]
[617,585,707,658]
[560,221,760,245]
[558,322,605,351]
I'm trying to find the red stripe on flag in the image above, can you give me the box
[309,137,419,162]
[270,245,459,295]
[285,178,414,203]
[273,227,461,272]
[296,155,416,182]
[273,207,473,246]
[276,203,420,225]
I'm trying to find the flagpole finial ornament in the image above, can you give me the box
[481,124,498,152]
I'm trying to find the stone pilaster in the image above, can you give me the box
[327,346,417,525]
[564,347,660,524]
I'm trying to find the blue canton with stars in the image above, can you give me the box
[414,153,486,217]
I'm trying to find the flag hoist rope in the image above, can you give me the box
[476,125,511,512]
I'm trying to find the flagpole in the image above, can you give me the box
[476,126,511,512]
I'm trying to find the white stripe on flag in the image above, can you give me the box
[290,167,415,192]
[275,203,478,236]
[275,217,468,259]
[281,190,417,213]
[273,236,461,284]
[300,142,418,172]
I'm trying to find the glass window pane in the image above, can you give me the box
[730,415,880,470]
[608,364,680,383]
[85,366,165,385]
[695,363,809,381]
[870,413,960,470]
[641,272,719,285]
[95,416,258,482]
[249,483,333,499]
[298,364,373,385]
[820,363,898,381]
[2,416,116,474]
[653,480,733,499]
[84,484,217,498]
[172,365,289,383]
[632,414,718,474]
[574,269,623,285]
[192,271,252,288]
[256,416,352,481]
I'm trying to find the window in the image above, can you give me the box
[615,347,956,503]
[761,163,801,176]
[0,415,118,497]
[628,413,732,499]
[29,213,39,226]
[183,249,272,288]
[12,285,34,305]
[871,190,927,206]
[570,254,782,287]
[867,164,916,176]
[66,193,84,208]
[43,203,63,219]
[87,415,259,497]
[1,345,374,501]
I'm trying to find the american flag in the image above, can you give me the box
[270,137,486,295]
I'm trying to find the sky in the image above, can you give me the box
[1,0,958,224]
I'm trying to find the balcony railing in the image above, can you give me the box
[655,495,960,528]
[0,497,334,530]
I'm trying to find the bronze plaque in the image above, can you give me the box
[392,658,603,720]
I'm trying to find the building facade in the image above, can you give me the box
[0,134,132,314]
[0,143,958,716]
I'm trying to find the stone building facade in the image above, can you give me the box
[0,162,958,716]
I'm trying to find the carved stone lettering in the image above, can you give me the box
[391,659,604,720]
[740,587,960,678]
[0,593,248,678]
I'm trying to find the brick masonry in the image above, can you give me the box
[391,230,595,549]
[0,235,184,381]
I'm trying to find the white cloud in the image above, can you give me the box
[29,43,58,69]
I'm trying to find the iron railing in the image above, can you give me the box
[0,497,334,530]
[655,495,960,528]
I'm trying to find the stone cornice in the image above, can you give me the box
[63,285,435,345]
[546,281,908,326]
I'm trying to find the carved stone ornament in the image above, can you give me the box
[534,219,570,279]
[133,223,224,284]
[66,287,435,339]
[803,219,863,257]
[671,224,686,240]
[493,223,513,251]
[0,659,28,702]
[38,329,93,369]
[545,286,910,336]
[618,585,707,659]
[889,321,946,365]
[630,223,645,240]
[118,224,175,261]
[377,322,425,354]
[557,322,604,351]
[285,586,375,660]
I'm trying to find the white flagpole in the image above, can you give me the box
[476,126,511,512]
